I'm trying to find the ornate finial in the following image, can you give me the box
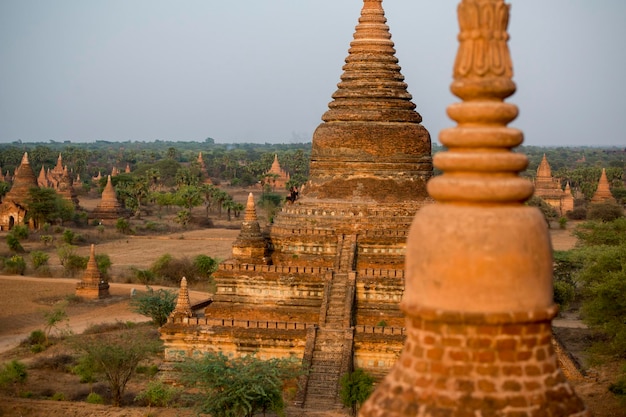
[21,152,29,165]
[170,277,193,320]
[430,0,531,204]
[359,1,588,416]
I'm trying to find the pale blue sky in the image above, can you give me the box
[0,1,624,147]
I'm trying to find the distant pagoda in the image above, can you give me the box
[591,168,616,203]
[90,175,129,221]
[76,244,110,299]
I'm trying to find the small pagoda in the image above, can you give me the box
[262,154,290,190]
[76,244,109,299]
[591,168,616,203]
[534,154,574,215]
[90,175,129,222]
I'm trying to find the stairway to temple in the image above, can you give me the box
[301,235,358,410]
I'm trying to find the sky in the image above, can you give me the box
[0,1,625,147]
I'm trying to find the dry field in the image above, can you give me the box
[0,211,623,416]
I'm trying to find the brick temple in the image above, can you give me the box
[534,154,574,216]
[160,0,433,410]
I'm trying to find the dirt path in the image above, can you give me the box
[0,276,212,354]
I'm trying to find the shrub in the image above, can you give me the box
[23,330,46,347]
[95,253,112,277]
[11,225,29,239]
[553,280,576,312]
[339,369,375,410]
[135,364,159,376]
[558,217,568,229]
[62,229,75,244]
[130,287,177,327]
[4,255,26,275]
[0,360,27,387]
[86,392,104,404]
[149,254,196,285]
[135,380,180,407]
[587,201,625,222]
[6,234,24,253]
[567,206,587,220]
[63,254,88,276]
[40,235,53,246]
[193,254,218,279]
[30,251,49,270]
[31,354,75,371]
[131,267,156,285]
[51,392,66,401]
[116,217,131,234]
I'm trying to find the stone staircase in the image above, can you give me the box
[301,235,358,411]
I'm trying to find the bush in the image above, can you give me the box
[193,255,218,279]
[553,280,576,312]
[116,217,131,234]
[0,360,27,387]
[131,267,156,285]
[30,251,49,270]
[23,330,46,347]
[40,235,53,246]
[149,254,196,285]
[587,201,625,222]
[135,380,180,407]
[6,234,24,253]
[130,287,177,326]
[4,255,26,275]
[339,369,375,410]
[567,206,587,220]
[11,225,29,239]
[51,392,66,401]
[558,217,568,229]
[63,254,88,276]
[62,229,75,244]
[95,253,112,277]
[86,392,104,404]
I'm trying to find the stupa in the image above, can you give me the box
[360,0,588,416]
[0,152,38,230]
[590,168,616,203]
[262,154,290,190]
[533,154,574,215]
[160,0,433,410]
[76,244,109,299]
[90,175,129,221]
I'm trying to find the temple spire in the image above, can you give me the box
[591,168,615,203]
[170,277,193,320]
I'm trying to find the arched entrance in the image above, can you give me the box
[8,216,15,230]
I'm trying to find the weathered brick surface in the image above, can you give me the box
[360,309,588,417]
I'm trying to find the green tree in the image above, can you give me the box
[73,332,161,407]
[43,302,69,343]
[178,352,302,417]
[339,369,376,411]
[25,187,74,229]
[130,287,177,327]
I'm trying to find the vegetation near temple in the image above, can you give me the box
[177,352,303,417]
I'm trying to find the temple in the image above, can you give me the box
[0,153,38,230]
[262,154,290,190]
[360,0,587,415]
[75,244,110,299]
[590,168,616,203]
[37,153,80,209]
[89,175,129,222]
[160,0,433,410]
[534,154,574,215]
